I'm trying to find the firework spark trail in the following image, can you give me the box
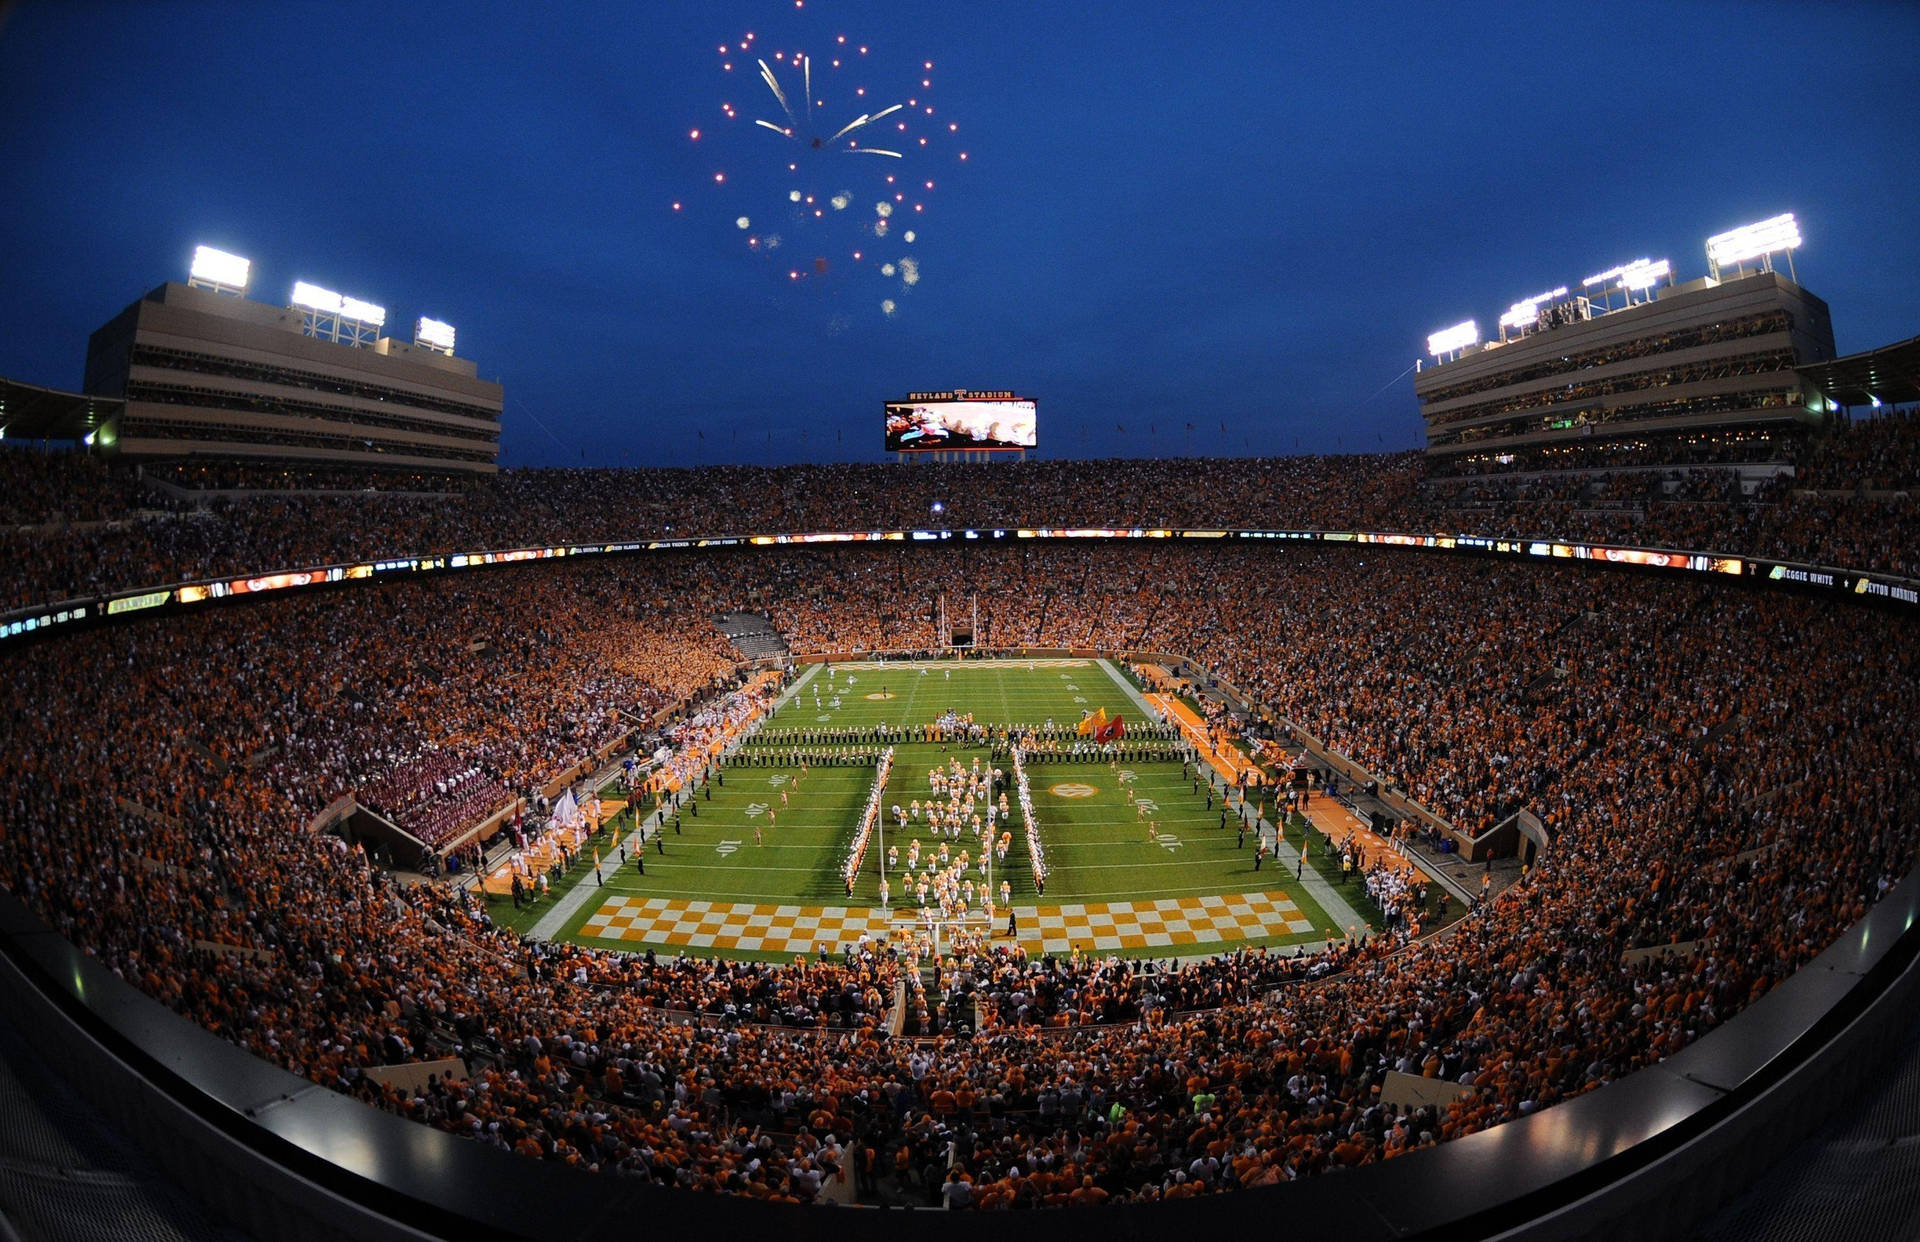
[855,104,904,140]
[689,22,960,316]
[758,59,798,128]
[824,102,905,148]
[822,114,872,147]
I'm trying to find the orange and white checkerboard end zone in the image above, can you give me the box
[579,890,1315,956]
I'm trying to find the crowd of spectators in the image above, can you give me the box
[4,414,1918,616]
[356,749,474,821]
[0,449,155,526]
[76,563,738,851]
[647,678,785,794]
[2,536,1917,1208]
[1793,407,1920,492]
[143,460,474,495]
[397,770,514,847]
[1438,431,1800,477]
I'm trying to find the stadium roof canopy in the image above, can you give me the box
[0,377,123,442]
[1797,335,1920,407]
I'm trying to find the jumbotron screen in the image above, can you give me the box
[885,391,1037,452]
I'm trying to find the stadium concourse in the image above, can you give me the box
[1,409,1919,614]
[2,486,1919,1214]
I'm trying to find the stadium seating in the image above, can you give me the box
[2,421,1917,614]
[2,529,1917,1206]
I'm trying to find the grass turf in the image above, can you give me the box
[497,660,1363,957]
[769,658,1135,735]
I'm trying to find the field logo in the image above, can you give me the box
[1051,782,1098,799]
[744,802,770,817]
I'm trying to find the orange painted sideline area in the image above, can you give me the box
[1146,692,1262,786]
[480,796,627,896]
[1135,663,1185,693]
[1137,675,1436,887]
[1300,790,1436,885]
[645,668,787,796]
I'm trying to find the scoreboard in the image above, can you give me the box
[885,390,1037,452]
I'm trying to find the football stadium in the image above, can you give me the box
[2,5,1920,1242]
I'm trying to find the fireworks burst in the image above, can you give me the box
[680,11,964,318]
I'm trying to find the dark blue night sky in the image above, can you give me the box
[1,0,1915,466]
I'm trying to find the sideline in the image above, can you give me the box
[528,665,821,941]
[1095,659,1371,934]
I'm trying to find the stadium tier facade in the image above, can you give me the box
[1417,270,1835,477]
[82,281,502,472]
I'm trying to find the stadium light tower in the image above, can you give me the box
[1426,320,1479,362]
[187,246,250,296]
[1497,287,1569,342]
[291,281,387,347]
[1582,258,1673,311]
[1706,212,1802,282]
[414,317,457,356]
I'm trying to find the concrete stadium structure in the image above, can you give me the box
[82,281,502,472]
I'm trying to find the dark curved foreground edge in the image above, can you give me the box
[3,874,1918,1242]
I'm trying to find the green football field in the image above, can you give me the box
[515,659,1372,960]
[771,657,1136,733]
